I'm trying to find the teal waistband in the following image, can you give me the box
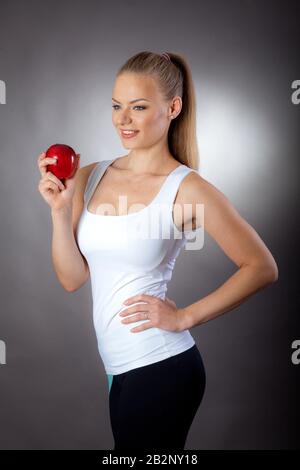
[107,374,113,393]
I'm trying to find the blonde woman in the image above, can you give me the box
[37,51,278,450]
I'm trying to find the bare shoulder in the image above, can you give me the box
[179,171,246,235]
[180,169,211,196]
[179,169,241,230]
[180,170,229,206]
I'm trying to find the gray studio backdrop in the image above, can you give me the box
[0,0,299,450]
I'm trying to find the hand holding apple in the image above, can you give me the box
[37,145,81,212]
[46,144,79,180]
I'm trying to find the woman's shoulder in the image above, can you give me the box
[178,167,235,222]
[179,168,217,203]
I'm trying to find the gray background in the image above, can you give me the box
[0,0,299,449]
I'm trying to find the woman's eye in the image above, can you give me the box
[112,105,146,111]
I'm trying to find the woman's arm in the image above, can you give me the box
[179,173,278,330]
[50,163,96,292]
[51,205,89,292]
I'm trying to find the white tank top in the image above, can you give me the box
[76,158,199,375]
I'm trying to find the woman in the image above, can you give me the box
[37,51,278,450]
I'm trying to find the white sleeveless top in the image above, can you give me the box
[76,158,199,375]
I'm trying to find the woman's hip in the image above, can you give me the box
[110,344,206,399]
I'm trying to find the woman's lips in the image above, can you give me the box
[120,130,139,139]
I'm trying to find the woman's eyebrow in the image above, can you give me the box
[112,98,151,103]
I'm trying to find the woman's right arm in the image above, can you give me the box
[37,151,96,292]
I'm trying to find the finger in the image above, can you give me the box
[130,322,153,333]
[37,151,50,167]
[121,312,149,324]
[119,304,149,317]
[123,294,157,306]
[39,177,61,191]
[40,180,60,193]
[44,171,65,190]
[119,306,148,317]
[38,157,58,176]
[37,152,46,162]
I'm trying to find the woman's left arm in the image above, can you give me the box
[179,173,279,331]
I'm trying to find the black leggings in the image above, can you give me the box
[108,344,206,450]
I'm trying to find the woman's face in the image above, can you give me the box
[112,72,179,149]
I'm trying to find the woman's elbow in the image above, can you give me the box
[246,256,279,286]
[260,259,279,285]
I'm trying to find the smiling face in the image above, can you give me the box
[112,72,181,149]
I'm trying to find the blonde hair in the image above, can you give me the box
[116,51,200,171]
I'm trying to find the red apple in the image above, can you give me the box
[46,144,79,180]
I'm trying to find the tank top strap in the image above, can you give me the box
[152,164,199,236]
[83,159,112,206]
[155,164,198,207]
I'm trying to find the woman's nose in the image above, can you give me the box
[117,109,133,122]
[118,116,133,126]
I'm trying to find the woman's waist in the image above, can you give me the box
[92,282,168,321]
[97,327,195,374]
[95,318,194,353]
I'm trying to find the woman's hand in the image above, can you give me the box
[37,151,81,211]
[119,294,186,333]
